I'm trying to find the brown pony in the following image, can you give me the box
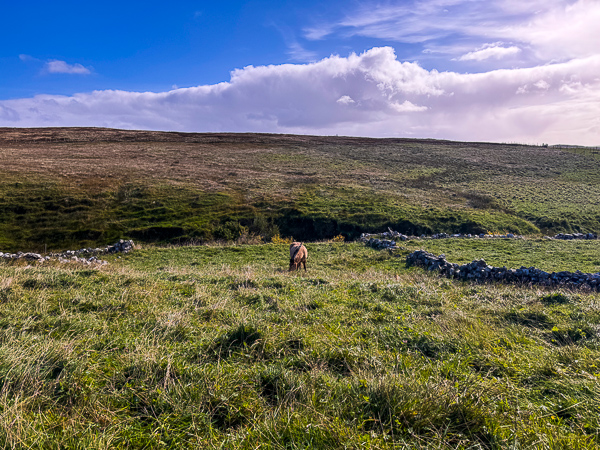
[289,242,307,272]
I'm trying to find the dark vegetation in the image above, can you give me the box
[1,127,600,251]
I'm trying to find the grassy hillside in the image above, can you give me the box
[1,128,600,251]
[1,240,599,448]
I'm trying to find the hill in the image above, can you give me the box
[1,127,599,251]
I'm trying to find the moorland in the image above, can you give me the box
[0,128,600,448]
[1,127,599,251]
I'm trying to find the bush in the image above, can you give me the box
[250,215,280,241]
[271,234,294,244]
[214,221,247,241]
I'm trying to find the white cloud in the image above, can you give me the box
[337,95,355,105]
[306,1,510,43]
[390,100,428,112]
[1,47,599,145]
[305,0,600,66]
[504,0,600,61]
[390,100,427,113]
[45,60,91,75]
[458,44,521,61]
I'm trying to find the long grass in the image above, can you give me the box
[0,241,599,448]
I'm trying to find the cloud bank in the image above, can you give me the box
[1,47,599,145]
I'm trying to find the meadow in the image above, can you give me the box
[1,239,599,448]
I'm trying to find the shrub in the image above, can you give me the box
[271,234,294,244]
[214,221,247,241]
[250,215,280,241]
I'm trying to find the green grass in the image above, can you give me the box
[1,240,600,448]
[0,180,253,251]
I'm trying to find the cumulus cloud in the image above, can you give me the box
[337,95,355,105]
[45,60,91,75]
[1,47,599,145]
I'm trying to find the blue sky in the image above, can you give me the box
[3,0,378,97]
[1,0,599,145]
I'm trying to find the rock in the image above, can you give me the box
[22,253,43,261]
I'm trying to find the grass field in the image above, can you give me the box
[1,240,599,448]
[1,128,600,252]
[2,128,600,447]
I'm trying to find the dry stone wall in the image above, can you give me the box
[549,233,597,240]
[361,229,600,290]
[406,250,600,291]
[0,239,135,265]
[360,228,524,251]
[361,229,598,252]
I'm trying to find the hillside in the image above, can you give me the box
[1,127,599,251]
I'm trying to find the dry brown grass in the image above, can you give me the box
[1,127,598,250]
[1,126,577,198]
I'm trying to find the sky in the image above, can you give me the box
[1,0,599,145]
